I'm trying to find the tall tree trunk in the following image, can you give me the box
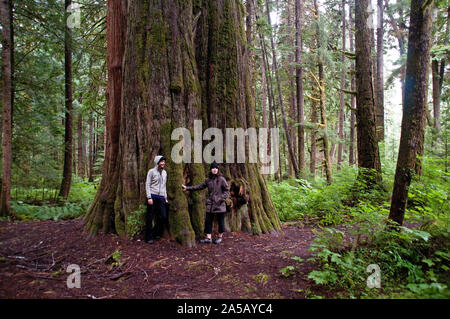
[337,0,346,169]
[77,109,86,179]
[355,0,382,185]
[88,115,94,182]
[313,0,332,184]
[85,0,281,245]
[0,0,13,216]
[265,0,299,177]
[389,0,433,226]
[295,0,305,177]
[310,98,318,176]
[349,0,356,166]
[376,0,385,142]
[287,1,297,178]
[85,0,127,235]
[431,6,448,135]
[59,0,74,200]
[257,3,281,181]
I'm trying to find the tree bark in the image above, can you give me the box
[349,0,356,166]
[313,0,332,184]
[287,2,297,178]
[85,0,281,245]
[431,6,448,135]
[77,112,85,179]
[389,0,433,226]
[0,0,13,216]
[355,0,382,185]
[85,0,127,235]
[59,0,74,200]
[295,0,305,177]
[376,0,385,142]
[88,115,94,182]
[337,0,346,169]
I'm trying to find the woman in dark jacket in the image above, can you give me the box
[182,161,230,244]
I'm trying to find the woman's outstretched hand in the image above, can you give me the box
[181,184,187,191]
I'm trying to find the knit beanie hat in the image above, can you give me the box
[210,161,219,170]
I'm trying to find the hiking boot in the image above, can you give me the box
[200,238,212,244]
[214,237,223,244]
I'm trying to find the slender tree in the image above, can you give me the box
[349,0,356,166]
[376,0,385,142]
[337,0,346,169]
[265,0,299,177]
[0,0,13,216]
[389,0,434,226]
[295,0,305,176]
[355,0,382,185]
[313,0,332,184]
[59,0,74,200]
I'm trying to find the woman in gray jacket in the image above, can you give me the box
[182,161,230,244]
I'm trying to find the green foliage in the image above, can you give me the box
[125,205,146,239]
[269,165,390,225]
[305,203,449,298]
[11,201,85,221]
[279,265,295,278]
[67,177,98,206]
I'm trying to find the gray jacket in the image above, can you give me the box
[145,156,167,199]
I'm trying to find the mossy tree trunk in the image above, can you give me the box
[85,0,281,246]
[313,0,332,184]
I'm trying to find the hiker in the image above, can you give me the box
[145,155,169,244]
[181,161,230,244]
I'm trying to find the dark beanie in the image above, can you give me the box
[158,156,166,164]
[210,161,219,170]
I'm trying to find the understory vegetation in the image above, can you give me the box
[269,156,449,298]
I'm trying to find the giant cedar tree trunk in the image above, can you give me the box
[355,0,382,185]
[389,0,433,226]
[85,0,281,246]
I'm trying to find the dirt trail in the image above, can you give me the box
[0,219,322,299]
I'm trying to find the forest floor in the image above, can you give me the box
[0,219,333,299]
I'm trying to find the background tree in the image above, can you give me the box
[355,0,382,185]
[0,0,14,216]
[389,0,434,226]
[58,0,74,200]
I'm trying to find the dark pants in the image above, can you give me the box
[145,195,168,241]
[204,212,226,234]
